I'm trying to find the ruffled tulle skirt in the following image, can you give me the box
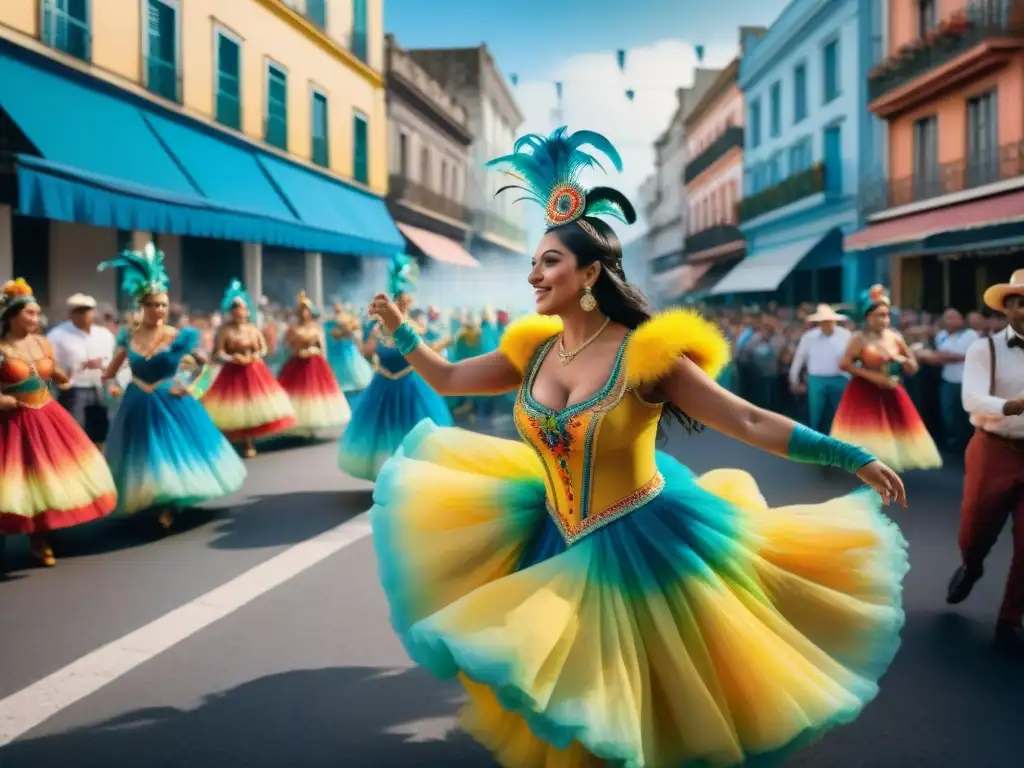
[202,360,297,441]
[277,354,351,431]
[370,421,908,768]
[0,401,117,533]
[831,377,941,472]
[337,369,452,481]
[327,339,374,392]
[104,381,247,515]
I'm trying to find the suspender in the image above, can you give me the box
[988,336,997,396]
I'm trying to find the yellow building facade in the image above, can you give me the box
[0,0,388,193]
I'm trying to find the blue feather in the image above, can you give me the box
[97,243,169,300]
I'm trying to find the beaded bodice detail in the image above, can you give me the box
[513,335,665,546]
[0,344,54,408]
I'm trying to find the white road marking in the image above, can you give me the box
[0,513,373,747]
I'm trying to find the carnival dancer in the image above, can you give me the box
[366,127,909,768]
[98,246,247,529]
[324,301,373,392]
[337,255,452,481]
[203,280,296,457]
[831,285,941,472]
[0,279,116,566]
[277,291,351,436]
[789,303,851,433]
[948,270,1024,655]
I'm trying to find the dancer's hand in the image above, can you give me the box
[0,394,17,411]
[857,460,907,508]
[368,293,403,334]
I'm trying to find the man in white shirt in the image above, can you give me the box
[947,270,1024,655]
[47,293,117,444]
[920,309,979,451]
[788,304,851,433]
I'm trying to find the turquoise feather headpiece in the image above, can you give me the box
[97,243,170,301]
[486,126,637,230]
[221,279,255,317]
[859,284,891,317]
[388,254,419,298]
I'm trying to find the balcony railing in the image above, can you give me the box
[862,141,1024,215]
[470,208,527,244]
[146,56,181,103]
[42,1,90,62]
[390,174,470,223]
[684,224,744,257]
[868,2,1023,104]
[738,164,826,223]
[684,126,744,184]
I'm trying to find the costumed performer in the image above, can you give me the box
[337,255,452,481]
[0,278,116,567]
[277,291,351,435]
[98,245,247,530]
[203,280,296,457]
[324,301,374,392]
[366,127,910,768]
[831,285,941,472]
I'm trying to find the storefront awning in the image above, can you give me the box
[0,45,402,257]
[397,223,479,267]
[844,189,1024,252]
[709,231,831,295]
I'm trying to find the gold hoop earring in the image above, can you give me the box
[580,286,597,312]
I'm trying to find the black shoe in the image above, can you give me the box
[946,565,983,604]
[994,622,1024,656]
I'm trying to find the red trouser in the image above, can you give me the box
[959,430,1024,624]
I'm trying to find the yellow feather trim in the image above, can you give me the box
[624,309,731,386]
[498,314,563,373]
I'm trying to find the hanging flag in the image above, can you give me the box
[616,49,627,72]
[625,89,635,101]
[510,73,518,86]
[555,81,563,101]
[695,45,705,62]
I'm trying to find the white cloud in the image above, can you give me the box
[510,39,737,245]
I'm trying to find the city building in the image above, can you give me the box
[404,44,528,307]
[846,0,1024,312]
[0,0,399,315]
[681,33,763,303]
[384,34,478,307]
[716,0,886,305]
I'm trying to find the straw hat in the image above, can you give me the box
[806,303,847,323]
[66,293,97,310]
[983,269,1024,312]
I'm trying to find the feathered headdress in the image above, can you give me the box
[296,290,320,318]
[97,243,170,301]
[859,284,891,317]
[220,279,255,317]
[388,254,419,298]
[486,126,637,231]
[0,278,36,320]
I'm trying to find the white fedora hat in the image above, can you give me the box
[66,293,97,309]
[806,303,847,323]
[983,269,1024,312]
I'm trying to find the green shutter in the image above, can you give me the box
[216,34,241,129]
[266,66,288,150]
[312,93,329,167]
[146,0,178,101]
[353,113,368,184]
[351,0,368,62]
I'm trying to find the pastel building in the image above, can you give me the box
[846,0,1024,312]
[0,0,399,315]
[716,0,886,305]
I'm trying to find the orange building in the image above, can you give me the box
[846,0,1024,312]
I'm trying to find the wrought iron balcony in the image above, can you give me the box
[738,164,826,223]
[684,126,744,184]
[868,2,1024,112]
[389,174,471,223]
[861,141,1024,214]
[684,224,744,257]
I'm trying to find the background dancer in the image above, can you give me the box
[323,301,373,394]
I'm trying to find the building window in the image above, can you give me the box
[793,63,807,123]
[42,0,90,61]
[214,29,241,130]
[749,99,762,148]
[913,115,939,198]
[440,160,448,198]
[420,146,431,188]
[265,63,288,150]
[966,90,998,186]
[768,151,783,186]
[917,0,937,37]
[351,0,368,63]
[823,39,839,103]
[823,124,842,194]
[353,111,369,184]
[306,0,327,29]
[398,133,409,176]
[145,0,179,102]
[311,90,329,167]
[770,81,781,138]
[788,136,812,174]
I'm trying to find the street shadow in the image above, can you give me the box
[0,666,492,768]
[207,490,373,551]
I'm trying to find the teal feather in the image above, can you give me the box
[97,243,170,300]
[220,279,255,317]
[388,254,419,298]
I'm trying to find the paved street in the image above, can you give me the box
[0,424,1021,767]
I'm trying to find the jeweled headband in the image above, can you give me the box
[486,127,637,238]
[0,278,36,320]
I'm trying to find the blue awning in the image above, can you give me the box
[710,229,838,295]
[0,45,402,257]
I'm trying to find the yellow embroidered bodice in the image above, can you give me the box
[502,310,730,546]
